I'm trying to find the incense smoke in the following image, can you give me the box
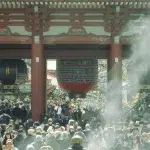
[83,16,150,149]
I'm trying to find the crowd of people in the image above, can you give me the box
[0,93,150,150]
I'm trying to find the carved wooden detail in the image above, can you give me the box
[24,5,50,32]
[44,26,111,44]
[120,35,137,45]
[0,27,19,36]
[24,5,34,32]
[0,27,31,44]
[104,7,130,36]
[0,13,10,29]
[90,35,111,44]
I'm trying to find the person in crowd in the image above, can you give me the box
[2,132,13,145]
[31,135,44,150]
[59,131,71,150]
[132,135,141,150]
[3,139,19,150]
[0,113,11,125]
[13,129,25,150]
[12,103,22,121]
[24,129,35,147]
[0,141,2,150]
[20,106,28,123]
[1,92,150,150]
[40,146,53,150]
[26,145,35,150]
[74,126,87,142]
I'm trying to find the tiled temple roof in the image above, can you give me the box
[0,0,150,8]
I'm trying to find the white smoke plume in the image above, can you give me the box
[84,16,150,150]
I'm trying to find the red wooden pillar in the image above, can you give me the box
[31,18,46,122]
[108,37,122,109]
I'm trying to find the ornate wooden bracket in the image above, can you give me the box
[0,13,10,29]
[104,6,130,36]
[24,5,50,32]
[0,27,19,36]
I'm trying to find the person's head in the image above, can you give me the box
[28,129,35,136]
[6,139,14,149]
[35,135,43,142]
[39,146,53,150]
[85,124,90,130]
[33,122,40,128]
[47,126,53,133]
[69,119,75,126]
[69,126,74,132]
[133,128,139,136]
[147,133,150,140]
[141,132,148,142]
[61,131,69,140]
[77,126,82,132]
[15,103,19,107]
[26,145,35,150]
[43,124,49,131]
[48,118,53,125]
[5,132,12,139]
[36,126,43,134]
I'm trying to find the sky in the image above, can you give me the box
[47,60,56,70]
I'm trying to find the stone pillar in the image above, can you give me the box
[31,17,46,122]
[107,36,122,111]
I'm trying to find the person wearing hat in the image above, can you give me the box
[68,135,86,150]
[74,126,87,143]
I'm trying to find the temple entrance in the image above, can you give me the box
[0,42,131,121]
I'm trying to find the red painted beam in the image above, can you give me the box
[0,8,25,13]
[49,15,105,20]
[44,49,109,59]
[129,8,150,13]
[49,21,104,26]
[48,8,106,13]
[0,36,32,44]
[0,49,31,59]
[0,21,104,26]
[0,22,25,26]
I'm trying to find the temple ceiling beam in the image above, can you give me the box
[0,1,150,9]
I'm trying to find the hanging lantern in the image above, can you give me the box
[0,59,27,85]
[56,59,98,98]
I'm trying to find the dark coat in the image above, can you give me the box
[13,134,25,150]
[24,135,35,147]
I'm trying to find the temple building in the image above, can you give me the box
[0,0,148,121]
